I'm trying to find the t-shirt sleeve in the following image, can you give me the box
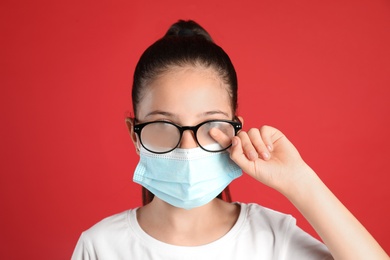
[281,217,334,260]
[71,233,93,260]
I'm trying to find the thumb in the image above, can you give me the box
[209,127,233,148]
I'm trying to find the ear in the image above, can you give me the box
[125,118,140,155]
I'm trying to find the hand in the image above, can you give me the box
[212,125,390,259]
[229,125,312,194]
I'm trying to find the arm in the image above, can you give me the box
[228,125,388,260]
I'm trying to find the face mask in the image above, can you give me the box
[133,145,242,210]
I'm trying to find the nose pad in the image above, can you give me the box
[179,130,199,149]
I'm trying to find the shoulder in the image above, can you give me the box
[233,202,297,246]
[82,209,133,240]
[239,202,296,229]
[72,209,137,259]
[76,208,136,249]
[236,202,332,259]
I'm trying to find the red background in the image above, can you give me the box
[1,0,389,258]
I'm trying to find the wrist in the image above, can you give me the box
[279,163,321,203]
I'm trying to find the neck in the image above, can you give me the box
[137,197,240,246]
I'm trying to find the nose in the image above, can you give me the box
[179,130,198,149]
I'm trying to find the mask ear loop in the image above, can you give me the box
[135,135,141,153]
[134,123,141,153]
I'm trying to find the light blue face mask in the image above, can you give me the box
[133,145,242,210]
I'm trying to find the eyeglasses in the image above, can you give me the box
[131,118,242,154]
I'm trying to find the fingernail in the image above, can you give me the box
[262,152,270,160]
[232,139,237,146]
[267,145,273,152]
[249,151,258,160]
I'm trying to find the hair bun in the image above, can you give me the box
[164,20,213,42]
[177,28,195,37]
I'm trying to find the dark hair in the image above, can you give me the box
[132,20,238,205]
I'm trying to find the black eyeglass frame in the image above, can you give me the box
[132,118,242,154]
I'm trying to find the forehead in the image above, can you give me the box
[137,65,232,120]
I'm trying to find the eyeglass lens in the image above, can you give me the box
[140,121,236,153]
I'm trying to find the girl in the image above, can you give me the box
[72,20,388,259]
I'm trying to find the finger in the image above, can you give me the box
[237,131,258,161]
[230,136,255,174]
[259,125,277,151]
[209,127,232,148]
[260,125,285,151]
[230,136,265,179]
[247,128,270,160]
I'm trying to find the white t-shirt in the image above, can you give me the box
[72,203,333,259]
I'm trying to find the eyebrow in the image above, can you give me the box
[144,110,230,119]
[201,110,230,118]
[144,110,177,118]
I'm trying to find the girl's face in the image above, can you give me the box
[134,65,233,150]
